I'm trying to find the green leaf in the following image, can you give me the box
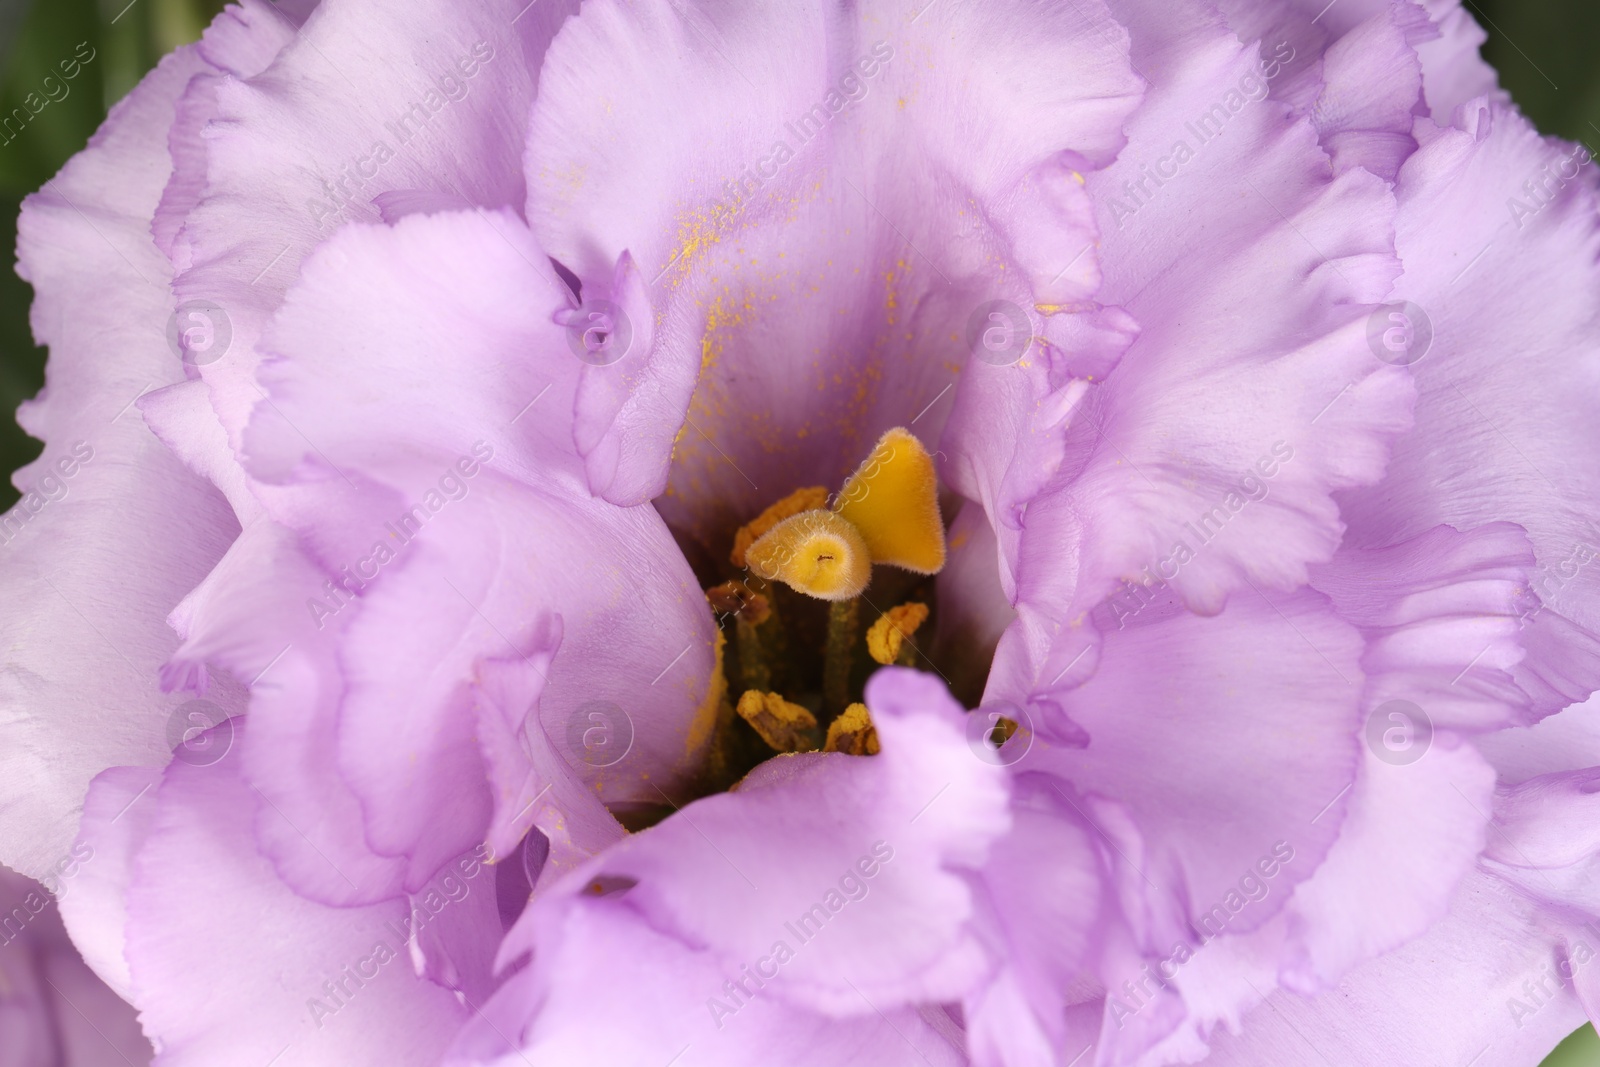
[1471,0,1600,147]
[0,0,105,197]
[1541,1023,1600,1067]
[0,0,227,507]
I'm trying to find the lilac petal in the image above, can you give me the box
[1478,693,1600,784]
[942,326,1117,604]
[1076,1,1408,613]
[1198,870,1587,1067]
[1279,739,1496,990]
[212,210,718,898]
[448,901,966,1067]
[0,38,240,880]
[546,668,1010,1012]
[1308,522,1536,731]
[90,729,478,1065]
[139,379,261,526]
[323,471,716,878]
[55,766,160,1002]
[1338,100,1600,718]
[1211,3,1325,113]
[1218,0,1433,181]
[1484,767,1600,914]
[1217,0,1500,127]
[992,0,1415,703]
[243,211,582,482]
[565,250,659,504]
[152,0,304,258]
[169,0,578,456]
[469,639,625,888]
[932,502,1018,705]
[1030,589,1364,940]
[162,520,435,905]
[0,873,153,1065]
[1272,524,1537,987]
[963,778,1109,1067]
[1073,522,1557,1055]
[1309,4,1431,180]
[531,0,1139,287]
[526,0,1142,511]
[1475,700,1600,1021]
[1514,609,1600,716]
[1414,0,1505,120]
[405,846,504,1007]
[466,669,1007,1061]
[469,617,562,861]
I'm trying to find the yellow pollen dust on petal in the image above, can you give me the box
[833,427,946,575]
[735,690,820,753]
[744,509,872,601]
[730,485,830,569]
[865,602,930,666]
[824,702,880,756]
[681,630,728,764]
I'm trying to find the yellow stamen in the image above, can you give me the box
[744,510,871,601]
[823,598,860,717]
[735,613,771,694]
[990,716,1019,746]
[705,580,771,626]
[824,702,881,756]
[735,690,820,753]
[731,485,830,569]
[865,602,930,665]
[833,427,946,574]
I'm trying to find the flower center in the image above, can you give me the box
[739,427,946,600]
[681,427,948,798]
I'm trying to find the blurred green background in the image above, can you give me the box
[0,0,1595,1062]
[0,0,223,494]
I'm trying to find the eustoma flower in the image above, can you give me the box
[3,0,1599,1065]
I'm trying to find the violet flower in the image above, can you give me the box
[2,0,1599,1065]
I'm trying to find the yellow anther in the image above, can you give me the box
[731,485,830,569]
[744,510,871,601]
[705,580,770,626]
[824,702,880,756]
[834,427,945,574]
[865,602,930,665]
[990,716,1018,746]
[735,690,820,753]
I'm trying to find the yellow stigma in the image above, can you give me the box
[744,509,872,600]
[742,427,945,601]
[833,427,946,574]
